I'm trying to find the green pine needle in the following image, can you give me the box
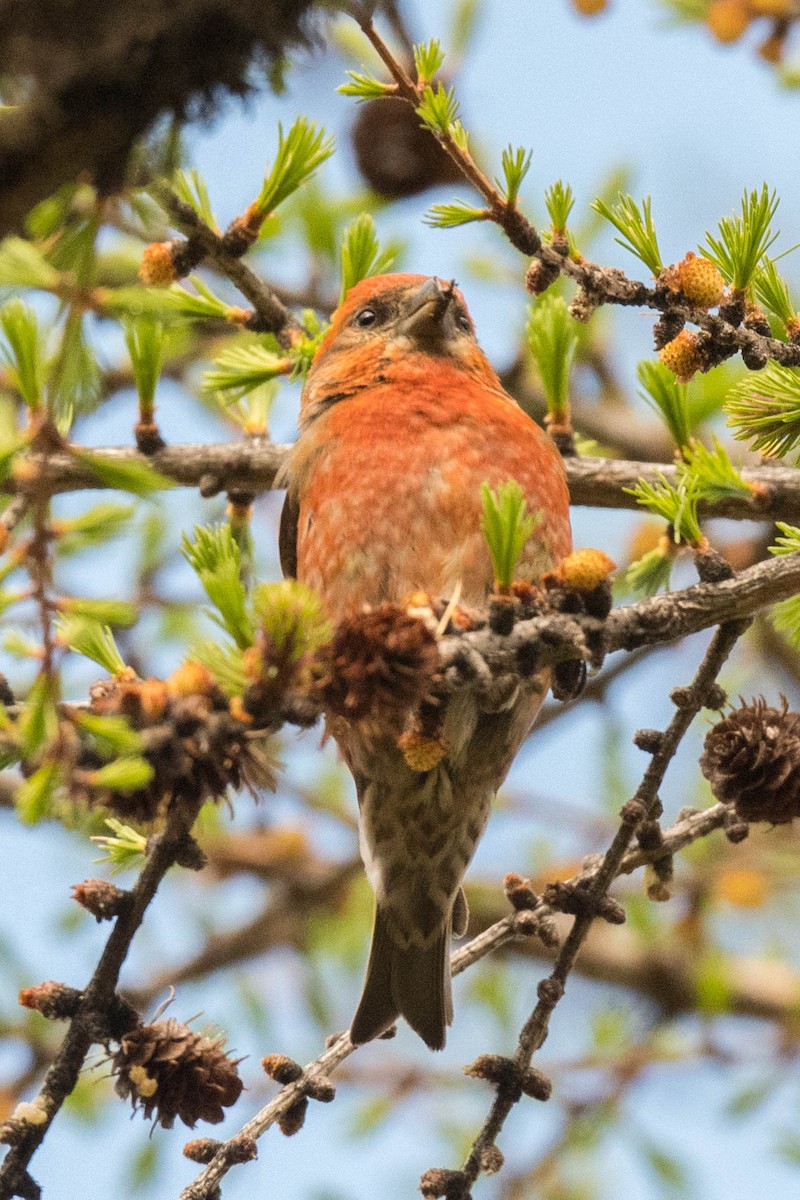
[754,257,796,326]
[545,181,575,233]
[337,70,394,101]
[526,295,578,422]
[60,598,139,628]
[339,213,397,300]
[253,118,335,220]
[74,712,143,758]
[182,524,254,649]
[56,616,127,674]
[413,39,446,83]
[91,818,148,873]
[57,502,135,556]
[252,580,331,660]
[0,298,46,411]
[681,436,751,503]
[498,146,532,208]
[617,546,674,598]
[171,168,217,230]
[591,193,663,275]
[16,762,62,825]
[91,757,154,792]
[189,640,247,697]
[625,473,703,545]
[124,317,164,416]
[700,185,779,291]
[768,522,800,649]
[0,237,61,291]
[163,277,232,321]
[638,360,689,449]
[416,83,460,135]
[770,520,800,555]
[424,201,488,229]
[203,341,294,402]
[75,450,175,496]
[479,479,540,590]
[724,363,800,458]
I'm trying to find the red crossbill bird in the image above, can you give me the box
[280,273,571,1049]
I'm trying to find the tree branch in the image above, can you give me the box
[6,440,800,525]
[0,804,201,1200]
[152,188,307,346]
[176,721,749,1200]
[450,620,747,1197]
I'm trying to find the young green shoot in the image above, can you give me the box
[17,762,63,825]
[91,818,148,873]
[253,118,335,221]
[252,580,331,659]
[637,360,689,450]
[171,168,218,230]
[203,341,295,403]
[73,450,175,497]
[625,473,703,545]
[416,82,461,136]
[90,757,155,793]
[480,479,539,592]
[680,436,751,503]
[754,257,796,327]
[724,363,800,458]
[700,185,779,292]
[768,523,800,650]
[56,616,128,675]
[58,598,139,628]
[0,299,46,412]
[163,277,234,322]
[73,712,143,758]
[339,213,397,299]
[124,317,164,424]
[498,146,532,208]
[182,524,254,649]
[424,201,489,229]
[526,295,578,424]
[413,39,446,84]
[337,70,395,101]
[617,545,675,598]
[0,238,61,291]
[545,180,575,235]
[591,193,663,275]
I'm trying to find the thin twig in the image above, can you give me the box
[454,620,747,1195]
[153,186,306,347]
[177,726,746,1200]
[346,9,800,374]
[5,441,800,524]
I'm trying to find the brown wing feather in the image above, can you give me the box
[279,490,299,579]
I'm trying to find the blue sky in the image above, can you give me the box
[3,2,800,1198]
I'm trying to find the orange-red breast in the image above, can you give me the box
[280,274,571,1048]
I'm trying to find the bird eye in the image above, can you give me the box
[456,313,472,333]
[355,307,378,327]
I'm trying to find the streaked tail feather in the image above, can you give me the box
[350,905,452,1051]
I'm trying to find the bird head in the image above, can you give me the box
[301,274,500,424]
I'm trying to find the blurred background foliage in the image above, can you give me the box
[3,1,800,1198]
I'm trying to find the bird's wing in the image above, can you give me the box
[279,489,299,579]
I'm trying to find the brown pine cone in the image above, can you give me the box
[316,604,439,726]
[700,697,800,824]
[113,1018,243,1129]
[352,97,463,199]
